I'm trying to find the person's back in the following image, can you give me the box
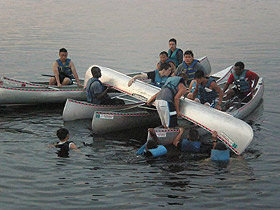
[55,128,77,158]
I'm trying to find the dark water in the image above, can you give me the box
[1,0,280,209]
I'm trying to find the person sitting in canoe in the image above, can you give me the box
[156,51,176,74]
[191,70,223,110]
[146,73,188,128]
[173,50,209,85]
[223,61,259,104]
[49,48,82,87]
[128,62,172,88]
[167,38,183,68]
[55,128,78,158]
[86,66,125,105]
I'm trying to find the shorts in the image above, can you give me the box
[58,73,73,85]
[233,88,251,102]
[155,100,177,128]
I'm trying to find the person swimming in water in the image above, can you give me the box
[55,128,77,157]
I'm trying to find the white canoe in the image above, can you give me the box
[0,76,84,88]
[62,95,144,121]
[84,60,253,155]
[92,109,160,134]
[0,85,86,105]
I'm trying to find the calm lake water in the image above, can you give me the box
[1,0,280,209]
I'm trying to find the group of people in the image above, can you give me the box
[52,38,259,160]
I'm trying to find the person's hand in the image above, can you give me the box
[212,131,218,140]
[177,112,182,117]
[57,83,62,88]
[77,83,83,87]
[251,88,256,97]
[128,78,135,87]
[216,104,222,111]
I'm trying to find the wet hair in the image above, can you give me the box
[169,38,177,45]
[146,140,158,149]
[159,62,171,71]
[91,66,101,77]
[59,48,67,53]
[159,51,168,57]
[57,128,69,140]
[184,50,194,57]
[194,70,205,79]
[215,142,227,150]
[189,129,199,141]
[234,61,245,69]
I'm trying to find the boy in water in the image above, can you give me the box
[55,128,77,157]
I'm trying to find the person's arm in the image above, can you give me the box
[69,142,78,150]
[174,83,187,117]
[96,86,110,100]
[70,61,82,86]
[146,92,159,106]
[171,65,181,76]
[250,72,259,95]
[52,61,61,87]
[177,49,183,65]
[212,131,218,149]
[169,61,176,73]
[211,82,224,110]
[128,73,148,87]
[223,82,230,93]
[173,127,184,147]
[192,81,199,99]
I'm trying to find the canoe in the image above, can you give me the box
[62,94,144,121]
[84,58,254,155]
[0,76,84,88]
[92,109,160,134]
[0,85,86,105]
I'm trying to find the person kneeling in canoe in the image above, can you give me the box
[49,48,82,87]
[191,70,223,110]
[128,62,172,88]
[223,61,259,107]
[55,128,78,158]
[86,66,125,105]
[146,73,188,128]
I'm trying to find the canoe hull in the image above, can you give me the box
[92,110,160,134]
[0,86,86,105]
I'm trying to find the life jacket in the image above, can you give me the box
[233,70,250,93]
[180,138,201,152]
[168,48,182,67]
[55,141,73,158]
[86,78,106,103]
[182,59,199,83]
[198,78,217,103]
[56,59,73,78]
[152,69,169,88]
[136,143,167,158]
[162,76,185,97]
[210,149,230,162]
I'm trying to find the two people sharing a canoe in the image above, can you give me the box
[49,48,82,87]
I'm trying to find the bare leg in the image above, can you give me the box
[49,77,56,85]
[148,128,160,144]
[62,78,71,85]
